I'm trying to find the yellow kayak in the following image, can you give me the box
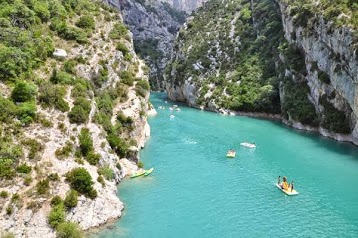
[276,183,299,195]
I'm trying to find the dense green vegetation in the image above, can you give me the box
[282,0,358,30]
[166,0,283,113]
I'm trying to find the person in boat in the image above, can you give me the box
[278,176,281,185]
[291,180,294,192]
[281,176,289,190]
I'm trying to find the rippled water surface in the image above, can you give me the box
[95,92,358,238]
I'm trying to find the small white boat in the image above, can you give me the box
[240,142,256,148]
[226,149,236,158]
[169,107,173,111]
[170,115,175,119]
[176,108,181,111]
[173,105,178,108]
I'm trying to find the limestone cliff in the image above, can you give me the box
[277,0,358,143]
[107,0,187,90]
[0,1,151,237]
[165,0,358,144]
[161,0,207,12]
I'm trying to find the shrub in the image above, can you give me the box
[0,45,31,81]
[22,139,43,160]
[71,81,90,98]
[106,133,129,158]
[116,112,133,126]
[0,158,15,179]
[16,163,32,174]
[86,151,100,165]
[63,60,77,74]
[78,128,93,157]
[17,102,37,125]
[0,191,9,198]
[138,161,144,169]
[136,79,150,90]
[51,196,63,207]
[36,179,50,195]
[11,81,36,103]
[11,193,20,202]
[50,70,74,85]
[65,168,97,199]
[0,97,17,123]
[98,165,114,180]
[116,162,121,170]
[55,141,73,159]
[68,97,91,124]
[76,15,95,29]
[97,175,105,187]
[6,205,13,215]
[48,204,65,229]
[56,221,84,238]
[24,176,32,186]
[109,23,128,39]
[116,42,129,55]
[38,83,69,112]
[119,71,134,86]
[64,189,78,209]
[48,173,60,181]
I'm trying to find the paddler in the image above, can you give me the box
[282,176,289,190]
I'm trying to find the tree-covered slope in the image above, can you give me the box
[165,0,358,143]
[166,0,283,113]
[0,0,151,236]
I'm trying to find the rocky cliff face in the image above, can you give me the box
[108,0,187,90]
[0,1,151,237]
[165,0,358,144]
[277,0,358,144]
[162,0,207,12]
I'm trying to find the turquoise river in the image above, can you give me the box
[95,92,358,237]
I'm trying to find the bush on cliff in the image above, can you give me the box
[64,189,78,209]
[48,204,65,229]
[65,168,97,199]
[56,221,84,238]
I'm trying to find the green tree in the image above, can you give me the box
[11,81,36,102]
[65,168,97,198]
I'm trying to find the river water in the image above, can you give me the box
[95,92,358,237]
